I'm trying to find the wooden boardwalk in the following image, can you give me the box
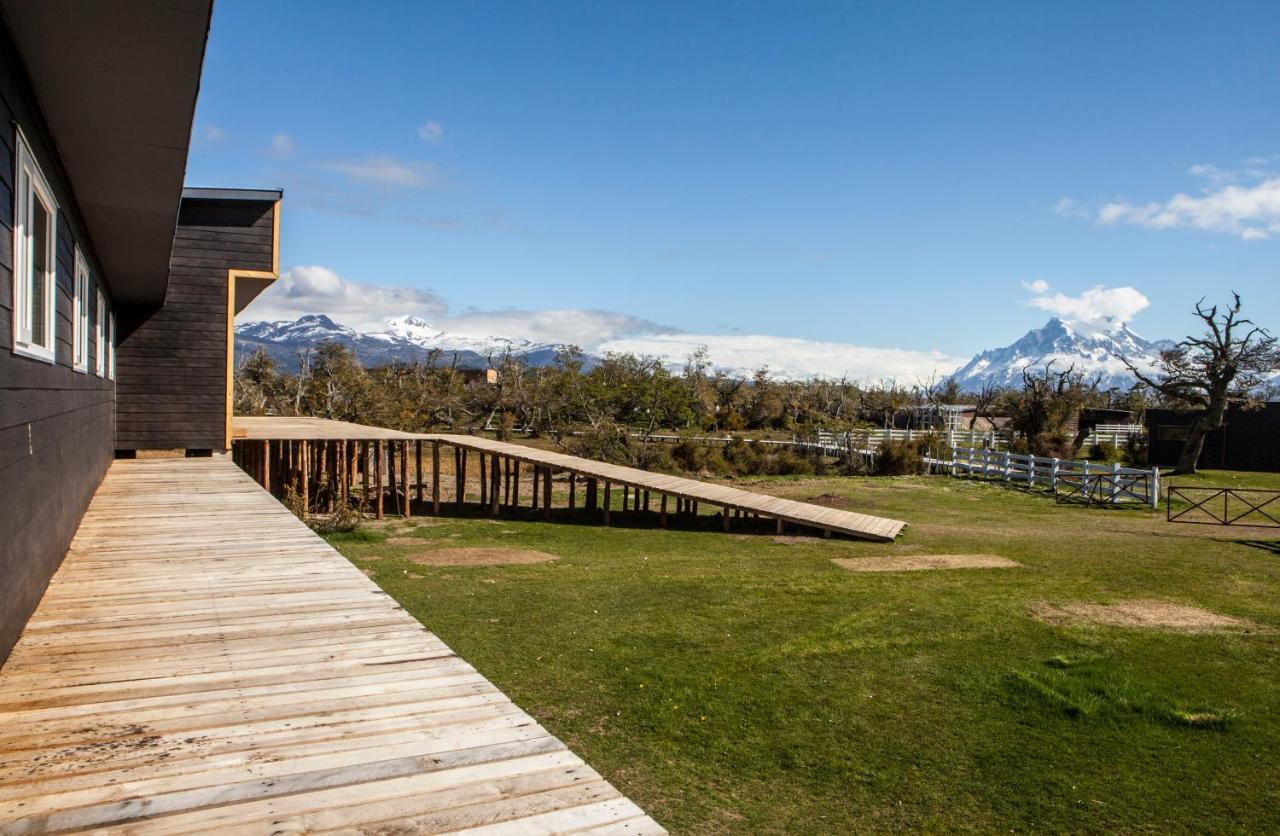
[0,457,663,835]
[232,417,906,541]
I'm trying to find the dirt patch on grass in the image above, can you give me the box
[1033,599,1252,632]
[405,547,560,567]
[805,493,854,509]
[385,536,443,546]
[833,554,1020,572]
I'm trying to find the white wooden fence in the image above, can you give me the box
[1082,424,1146,448]
[930,445,1160,508]
[816,428,1007,452]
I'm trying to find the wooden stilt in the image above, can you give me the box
[361,441,370,510]
[723,507,731,531]
[543,468,552,519]
[776,517,785,535]
[643,490,650,512]
[503,457,511,506]
[388,441,400,516]
[660,494,668,528]
[415,440,424,503]
[568,473,576,510]
[512,460,520,507]
[823,528,832,539]
[490,454,500,516]
[431,441,441,515]
[300,441,310,515]
[260,441,270,489]
[479,454,488,507]
[532,465,540,509]
[622,485,629,512]
[603,481,612,525]
[374,441,384,520]
[400,441,410,518]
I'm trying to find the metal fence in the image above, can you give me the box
[1167,486,1280,527]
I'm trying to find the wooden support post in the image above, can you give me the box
[543,467,552,519]
[479,454,488,507]
[823,528,832,539]
[532,466,540,510]
[776,517,784,535]
[723,507,731,532]
[568,473,576,510]
[503,457,511,506]
[337,440,347,504]
[490,454,500,517]
[603,481,612,525]
[586,478,597,511]
[374,441,384,520]
[431,441,441,515]
[512,460,520,507]
[401,441,410,518]
[388,441,400,516]
[260,440,270,489]
[361,441,370,510]
[454,447,463,506]
[300,441,310,515]
[660,494,668,528]
[643,490,650,512]
[415,440,424,502]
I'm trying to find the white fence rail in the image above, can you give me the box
[930,445,1160,508]
[1082,424,1146,448]
[817,428,1008,452]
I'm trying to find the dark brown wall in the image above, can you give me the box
[1146,404,1280,472]
[115,198,274,451]
[0,27,116,664]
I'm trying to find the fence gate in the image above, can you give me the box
[1166,487,1280,527]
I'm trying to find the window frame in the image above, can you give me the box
[107,308,116,380]
[11,128,59,364]
[72,245,90,372]
[94,285,106,377]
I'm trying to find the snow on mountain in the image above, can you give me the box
[235,314,571,369]
[952,317,1173,391]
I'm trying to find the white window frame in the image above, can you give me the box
[72,246,90,372]
[11,129,58,363]
[94,285,106,377]
[107,309,116,380]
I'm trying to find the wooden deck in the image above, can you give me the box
[232,417,907,542]
[0,457,663,835]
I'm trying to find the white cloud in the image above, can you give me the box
[1098,175,1280,241]
[1052,197,1088,219]
[599,333,966,383]
[418,121,444,143]
[237,266,963,381]
[322,155,436,188]
[244,266,448,329]
[1024,284,1150,323]
[268,133,296,157]
[198,124,228,143]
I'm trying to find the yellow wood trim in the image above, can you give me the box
[224,201,282,450]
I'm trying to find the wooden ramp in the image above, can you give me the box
[231,417,906,542]
[0,457,663,835]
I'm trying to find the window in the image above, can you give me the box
[95,286,106,377]
[12,130,58,362]
[107,309,116,380]
[72,246,90,371]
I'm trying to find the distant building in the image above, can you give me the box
[1145,403,1280,472]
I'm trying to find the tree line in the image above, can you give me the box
[235,294,1277,475]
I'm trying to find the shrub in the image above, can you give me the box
[1089,441,1121,462]
[310,500,363,534]
[874,439,928,476]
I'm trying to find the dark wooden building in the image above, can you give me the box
[0,1,280,662]
[1146,403,1280,472]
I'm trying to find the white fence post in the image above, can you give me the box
[1050,458,1059,492]
[1110,462,1120,504]
[1149,466,1159,509]
[1001,451,1011,479]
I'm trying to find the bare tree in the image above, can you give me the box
[1124,293,1279,474]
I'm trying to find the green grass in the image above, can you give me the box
[327,470,1280,833]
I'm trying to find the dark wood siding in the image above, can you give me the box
[114,199,275,451]
[0,25,116,664]
[1146,404,1280,472]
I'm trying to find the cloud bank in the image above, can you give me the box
[321,155,437,188]
[240,266,965,381]
[1023,282,1150,323]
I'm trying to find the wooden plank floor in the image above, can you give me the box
[232,417,907,541]
[0,457,663,835]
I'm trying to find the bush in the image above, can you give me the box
[1124,436,1149,468]
[874,439,928,476]
[1089,441,1121,462]
[310,500,363,534]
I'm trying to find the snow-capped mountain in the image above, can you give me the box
[235,314,573,369]
[952,317,1174,391]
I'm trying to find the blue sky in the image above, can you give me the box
[190,0,1280,378]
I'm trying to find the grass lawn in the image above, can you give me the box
[325,468,1280,833]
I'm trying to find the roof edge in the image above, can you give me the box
[182,187,284,202]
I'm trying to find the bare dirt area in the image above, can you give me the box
[833,554,1021,572]
[405,547,560,566]
[1032,599,1254,632]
